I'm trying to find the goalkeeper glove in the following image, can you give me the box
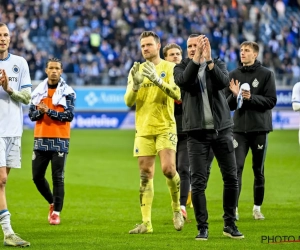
[131,62,144,91]
[142,61,163,85]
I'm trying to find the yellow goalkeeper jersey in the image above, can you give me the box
[124,59,180,136]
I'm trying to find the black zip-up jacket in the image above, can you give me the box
[174,58,233,132]
[174,101,184,134]
[226,60,277,133]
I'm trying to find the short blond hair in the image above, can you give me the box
[162,43,182,58]
[139,31,160,43]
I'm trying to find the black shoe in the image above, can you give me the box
[223,224,244,239]
[195,227,208,240]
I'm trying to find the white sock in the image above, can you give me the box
[180,205,186,211]
[253,205,260,212]
[53,211,60,215]
[236,207,238,212]
[0,211,14,236]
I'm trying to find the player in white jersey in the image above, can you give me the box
[292,82,300,144]
[0,22,31,247]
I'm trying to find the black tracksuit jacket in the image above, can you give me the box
[174,58,233,132]
[227,60,277,133]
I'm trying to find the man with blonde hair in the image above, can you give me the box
[125,32,184,234]
[0,22,31,247]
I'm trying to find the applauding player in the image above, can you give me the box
[124,31,184,234]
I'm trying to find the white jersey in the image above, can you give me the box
[292,82,300,143]
[0,53,32,137]
[292,82,300,104]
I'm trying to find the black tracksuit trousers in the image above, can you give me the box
[187,128,238,229]
[176,134,214,206]
[32,150,67,212]
[233,132,268,207]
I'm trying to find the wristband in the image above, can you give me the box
[206,60,213,65]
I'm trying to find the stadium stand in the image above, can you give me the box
[0,0,299,86]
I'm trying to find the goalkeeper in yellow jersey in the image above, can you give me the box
[124,31,184,234]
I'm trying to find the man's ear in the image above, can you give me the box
[157,42,161,50]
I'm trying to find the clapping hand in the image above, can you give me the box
[193,35,206,62]
[229,79,240,97]
[131,62,144,91]
[202,37,212,61]
[38,102,49,114]
[142,61,162,85]
[196,35,205,56]
[0,69,13,94]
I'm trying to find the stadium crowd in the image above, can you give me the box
[0,0,299,86]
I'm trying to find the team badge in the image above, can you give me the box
[12,65,19,74]
[160,71,166,78]
[252,78,259,88]
[135,148,139,154]
[32,151,36,160]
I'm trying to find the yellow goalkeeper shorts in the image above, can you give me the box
[133,132,177,157]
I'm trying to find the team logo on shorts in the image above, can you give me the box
[252,78,259,88]
[135,148,139,154]
[32,151,36,160]
[233,139,238,148]
[12,65,20,74]
[160,71,166,79]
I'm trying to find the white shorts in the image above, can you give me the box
[0,137,21,168]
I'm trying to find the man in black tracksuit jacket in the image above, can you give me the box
[226,41,277,221]
[174,34,244,240]
[163,43,214,221]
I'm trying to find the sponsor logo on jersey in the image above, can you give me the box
[8,77,18,82]
[143,83,156,88]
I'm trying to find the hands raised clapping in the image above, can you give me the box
[38,102,49,114]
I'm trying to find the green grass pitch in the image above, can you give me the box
[6,129,300,249]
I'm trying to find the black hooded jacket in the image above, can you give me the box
[226,60,277,132]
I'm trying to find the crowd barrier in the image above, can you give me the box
[24,111,135,129]
[74,87,128,111]
[23,110,299,130]
[23,87,299,129]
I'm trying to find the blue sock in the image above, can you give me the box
[0,209,8,215]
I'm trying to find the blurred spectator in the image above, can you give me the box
[275,0,286,19]
[0,0,299,86]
